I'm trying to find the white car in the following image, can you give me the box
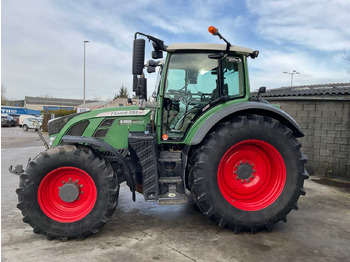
[22,117,42,131]
[19,115,31,127]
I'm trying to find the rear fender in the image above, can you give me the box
[190,102,304,145]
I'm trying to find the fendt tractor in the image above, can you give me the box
[15,26,308,240]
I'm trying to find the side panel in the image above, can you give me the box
[51,106,150,149]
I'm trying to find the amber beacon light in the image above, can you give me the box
[208,26,218,35]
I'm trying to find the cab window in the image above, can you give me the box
[162,53,244,140]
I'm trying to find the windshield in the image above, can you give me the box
[162,53,245,140]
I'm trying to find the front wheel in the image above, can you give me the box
[16,145,119,240]
[23,125,28,131]
[188,115,308,233]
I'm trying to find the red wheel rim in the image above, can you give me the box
[217,140,286,211]
[38,167,97,223]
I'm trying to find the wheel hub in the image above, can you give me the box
[38,167,97,223]
[217,140,286,211]
[236,163,253,180]
[59,182,80,203]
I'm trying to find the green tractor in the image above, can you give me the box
[16,26,308,240]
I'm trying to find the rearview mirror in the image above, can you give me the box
[151,40,163,59]
[138,77,147,100]
[146,60,157,73]
[132,39,145,75]
[258,86,266,94]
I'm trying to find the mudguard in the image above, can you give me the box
[190,102,304,145]
[62,135,136,201]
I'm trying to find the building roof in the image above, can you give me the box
[77,101,110,108]
[260,83,350,97]
[166,43,253,55]
[25,96,96,106]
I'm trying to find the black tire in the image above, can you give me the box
[23,125,28,131]
[16,145,119,240]
[188,115,308,233]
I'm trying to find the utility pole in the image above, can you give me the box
[283,70,300,87]
[83,40,89,111]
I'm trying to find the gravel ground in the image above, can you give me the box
[1,126,350,262]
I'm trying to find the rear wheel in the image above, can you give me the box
[189,115,308,233]
[16,145,119,240]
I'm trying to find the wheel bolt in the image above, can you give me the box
[252,175,255,178]
[75,179,79,183]
[245,160,249,163]
[80,184,83,188]
[81,191,84,194]
[236,177,239,180]
[62,181,65,184]
[58,186,61,190]
[240,161,243,164]
[241,180,244,183]
[253,170,256,173]
[233,171,237,174]
[247,179,250,183]
[69,178,72,182]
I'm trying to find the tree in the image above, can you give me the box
[1,84,8,105]
[114,85,129,99]
[342,49,350,74]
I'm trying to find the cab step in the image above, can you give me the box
[158,183,187,205]
[159,194,187,205]
[158,176,182,183]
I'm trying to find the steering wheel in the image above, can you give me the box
[167,89,193,106]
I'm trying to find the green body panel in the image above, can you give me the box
[51,106,150,149]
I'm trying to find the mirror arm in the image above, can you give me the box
[134,32,165,51]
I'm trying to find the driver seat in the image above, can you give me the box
[211,83,228,100]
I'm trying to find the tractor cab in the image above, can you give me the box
[132,29,258,142]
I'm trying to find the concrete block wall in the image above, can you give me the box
[265,99,350,179]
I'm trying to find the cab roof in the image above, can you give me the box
[166,43,253,55]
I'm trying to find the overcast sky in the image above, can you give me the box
[2,0,350,100]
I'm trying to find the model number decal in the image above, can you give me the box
[118,119,144,125]
[96,110,150,117]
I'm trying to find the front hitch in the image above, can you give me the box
[9,164,24,175]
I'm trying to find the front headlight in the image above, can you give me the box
[49,136,56,147]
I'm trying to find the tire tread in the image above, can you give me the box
[16,145,119,240]
[189,114,307,233]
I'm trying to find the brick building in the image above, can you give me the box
[260,83,350,179]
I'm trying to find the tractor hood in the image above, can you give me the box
[49,106,151,149]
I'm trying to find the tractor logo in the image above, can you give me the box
[96,110,150,117]
[118,119,144,125]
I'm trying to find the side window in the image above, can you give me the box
[163,53,219,140]
[222,56,244,97]
[165,69,185,95]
